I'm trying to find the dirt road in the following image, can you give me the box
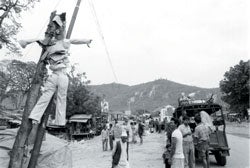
[71,133,165,168]
[72,131,249,168]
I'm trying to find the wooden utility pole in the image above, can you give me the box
[66,0,82,39]
[8,11,57,168]
[27,103,52,168]
[28,0,82,167]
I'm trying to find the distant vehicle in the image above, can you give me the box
[227,113,242,123]
[174,102,230,166]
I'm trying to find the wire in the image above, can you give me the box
[87,0,119,83]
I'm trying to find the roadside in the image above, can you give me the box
[225,121,250,139]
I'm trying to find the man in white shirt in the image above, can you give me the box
[169,118,184,168]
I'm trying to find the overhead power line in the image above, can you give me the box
[87,0,119,83]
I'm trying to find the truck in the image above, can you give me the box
[174,101,230,166]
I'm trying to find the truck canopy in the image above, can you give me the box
[174,103,222,118]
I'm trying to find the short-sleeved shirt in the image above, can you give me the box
[194,123,210,142]
[171,129,184,159]
[113,124,122,139]
[178,124,193,142]
[47,39,70,71]
[101,129,109,140]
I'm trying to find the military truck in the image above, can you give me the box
[174,101,230,166]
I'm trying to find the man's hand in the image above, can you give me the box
[168,157,172,165]
[19,39,43,48]
[183,131,192,138]
[87,39,92,48]
[18,40,28,48]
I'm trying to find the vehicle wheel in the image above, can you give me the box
[215,152,227,166]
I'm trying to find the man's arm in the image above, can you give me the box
[169,137,177,164]
[179,125,191,138]
[112,141,117,156]
[69,39,92,45]
[18,39,41,48]
[183,132,192,138]
[193,127,199,143]
[101,130,104,140]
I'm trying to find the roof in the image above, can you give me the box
[69,119,88,123]
[0,117,12,120]
[8,120,21,124]
[153,105,175,113]
[69,114,92,123]
[107,111,125,115]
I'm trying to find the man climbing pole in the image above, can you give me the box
[19,12,92,126]
[9,1,84,167]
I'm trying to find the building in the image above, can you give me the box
[101,99,109,113]
[154,105,174,122]
[125,110,131,116]
[160,105,175,122]
[68,114,94,140]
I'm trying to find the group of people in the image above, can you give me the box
[100,118,146,168]
[164,111,213,168]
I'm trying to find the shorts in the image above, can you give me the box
[197,141,209,158]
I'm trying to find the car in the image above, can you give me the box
[173,101,230,166]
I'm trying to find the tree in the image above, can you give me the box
[0,0,39,54]
[0,59,36,108]
[0,65,9,103]
[7,60,36,91]
[66,65,101,118]
[220,60,249,118]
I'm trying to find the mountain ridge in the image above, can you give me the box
[88,79,222,112]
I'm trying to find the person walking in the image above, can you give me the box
[169,118,184,168]
[149,118,154,133]
[130,121,137,143]
[138,120,144,144]
[155,119,159,132]
[112,128,130,168]
[122,119,130,160]
[101,126,109,151]
[179,115,195,168]
[194,114,211,168]
[109,123,114,150]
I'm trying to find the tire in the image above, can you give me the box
[215,152,227,166]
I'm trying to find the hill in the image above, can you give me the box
[88,79,222,112]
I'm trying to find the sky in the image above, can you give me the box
[0,0,248,88]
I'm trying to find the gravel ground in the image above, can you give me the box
[71,122,250,168]
[71,132,165,168]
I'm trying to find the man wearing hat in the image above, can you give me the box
[112,126,130,168]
